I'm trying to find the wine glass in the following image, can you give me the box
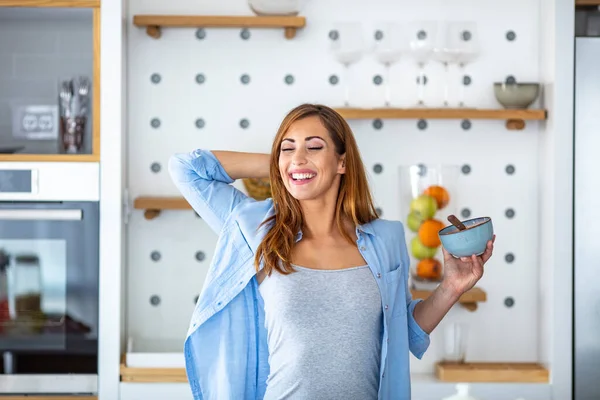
[329,22,367,107]
[447,21,480,107]
[433,22,461,107]
[373,22,405,107]
[406,21,437,107]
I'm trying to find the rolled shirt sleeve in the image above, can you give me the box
[168,149,249,234]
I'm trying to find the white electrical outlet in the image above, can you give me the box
[11,103,59,140]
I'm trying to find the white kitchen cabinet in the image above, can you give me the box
[120,383,193,400]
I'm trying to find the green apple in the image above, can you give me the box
[407,211,424,232]
[411,236,438,260]
[410,194,438,220]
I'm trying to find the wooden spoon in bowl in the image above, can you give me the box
[447,214,467,231]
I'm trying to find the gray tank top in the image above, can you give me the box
[258,264,383,400]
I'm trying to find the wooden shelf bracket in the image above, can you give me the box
[146,25,161,39]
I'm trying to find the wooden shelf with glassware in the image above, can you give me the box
[411,287,486,311]
[133,14,306,39]
[0,0,100,162]
[334,108,547,131]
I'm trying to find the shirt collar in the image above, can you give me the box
[356,222,375,235]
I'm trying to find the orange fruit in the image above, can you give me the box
[418,218,445,247]
[423,185,450,210]
[416,258,442,280]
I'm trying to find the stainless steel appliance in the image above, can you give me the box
[0,164,99,394]
[574,37,600,400]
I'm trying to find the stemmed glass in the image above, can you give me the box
[407,21,437,107]
[433,22,460,107]
[373,22,404,107]
[447,21,480,107]
[329,22,367,107]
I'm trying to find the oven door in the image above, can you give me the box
[0,201,99,394]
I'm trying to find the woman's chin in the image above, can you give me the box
[286,187,318,201]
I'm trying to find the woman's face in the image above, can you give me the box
[278,115,346,201]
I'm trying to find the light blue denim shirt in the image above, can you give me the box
[168,149,431,400]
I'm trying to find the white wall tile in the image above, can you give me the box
[0,29,58,55]
[14,55,92,78]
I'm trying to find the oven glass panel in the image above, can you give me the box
[0,201,98,374]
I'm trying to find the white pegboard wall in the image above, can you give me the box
[126,0,544,374]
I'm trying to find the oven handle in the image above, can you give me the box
[0,209,82,221]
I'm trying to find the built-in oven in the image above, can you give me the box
[0,163,99,394]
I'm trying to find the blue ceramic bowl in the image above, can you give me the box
[438,217,494,257]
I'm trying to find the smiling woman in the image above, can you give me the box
[168,103,494,400]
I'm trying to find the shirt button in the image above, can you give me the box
[382,372,385,378]
[360,246,366,251]
[377,273,381,278]
[384,305,389,310]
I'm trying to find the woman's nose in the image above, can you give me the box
[292,149,307,165]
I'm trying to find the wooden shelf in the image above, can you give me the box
[134,196,192,220]
[435,361,549,383]
[0,0,99,6]
[121,360,549,384]
[411,287,486,311]
[0,153,99,162]
[133,15,306,39]
[120,362,187,383]
[576,0,600,6]
[334,107,547,130]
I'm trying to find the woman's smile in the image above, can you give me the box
[288,169,317,185]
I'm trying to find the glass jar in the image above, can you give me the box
[0,249,10,333]
[13,254,42,317]
[399,164,460,290]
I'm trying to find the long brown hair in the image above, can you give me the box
[254,104,379,276]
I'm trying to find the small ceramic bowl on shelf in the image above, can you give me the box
[438,217,494,258]
[493,82,540,109]
[248,0,302,16]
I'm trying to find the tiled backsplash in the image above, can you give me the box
[0,8,93,154]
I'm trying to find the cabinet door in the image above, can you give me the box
[120,383,193,400]
[0,4,100,162]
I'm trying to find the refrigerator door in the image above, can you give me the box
[574,37,600,400]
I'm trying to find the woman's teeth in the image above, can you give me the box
[291,173,316,180]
